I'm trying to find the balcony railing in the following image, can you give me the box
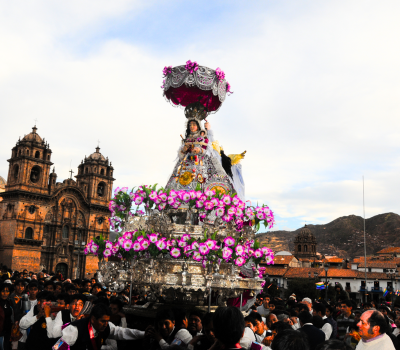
[359,286,383,292]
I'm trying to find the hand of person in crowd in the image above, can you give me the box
[144,325,156,338]
[43,303,52,318]
[262,333,274,347]
[188,334,204,345]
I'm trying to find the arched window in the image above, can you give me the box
[13,165,19,180]
[304,245,307,252]
[27,150,30,156]
[34,151,40,158]
[30,166,41,183]
[44,225,49,234]
[85,168,88,174]
[18,150,21,156]
[97,182,106,197]
[100,168,104,175]
[62,226,69,239]
[298,245,301,252]
[47,155,50,160]
[25,227,33,239]
[94,167,97,173]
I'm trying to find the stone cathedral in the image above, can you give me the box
[0,126,114,278]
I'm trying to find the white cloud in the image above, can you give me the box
[0,1,399,229]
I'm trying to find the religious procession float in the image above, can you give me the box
[85,61,275,310]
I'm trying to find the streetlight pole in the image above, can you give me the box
[324,266,329,301]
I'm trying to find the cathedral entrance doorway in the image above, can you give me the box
[56,263,68,278]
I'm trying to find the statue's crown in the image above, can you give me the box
[184,102,208,121]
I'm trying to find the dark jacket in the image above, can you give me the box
[299,324,325,350]
[324,316,337,339]
[69,317,110,350]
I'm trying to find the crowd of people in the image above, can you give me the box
[0,265,399,350]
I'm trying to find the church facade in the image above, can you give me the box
[0,126,114,278]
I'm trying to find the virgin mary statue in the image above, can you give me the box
[165,102,245,200]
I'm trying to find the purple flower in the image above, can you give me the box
[170,247,181,258]
[222,214,232,222]
[226,82,232,93]
[199,243,210,255]
[182,193,191,202]
[103,248,112,258]
[149,191,158,200]
[105,241,113,249]
[254,249,263,258]
[168,196,176,205]
[163,66,172,77]
[222,195,231,205]
[123,232,132,240]
[158,202,166,211]
[256,212,266,220]
[227,206,236,216]
[178,239,187,248]
[148,233,158,243]
[159,193,167,202]
[185,60,199,74]
[189,190,197,199]
[205,189,215,197]
[215,67,225,81]
[199,212,207,219]
[134,196,143,205]
[191,241,199,250]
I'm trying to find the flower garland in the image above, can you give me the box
[108,185,275,234]
[85,229,275,268]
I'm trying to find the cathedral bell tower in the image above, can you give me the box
[6,126,53,195]
[75,147,114,207]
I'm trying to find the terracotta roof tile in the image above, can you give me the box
[376,247,400,254]
[326,269,358,278]
[262,267,288,277]
[273,256,297,265]
[325,257,344,263]
[284,268,324,278]
[356,271,392,279]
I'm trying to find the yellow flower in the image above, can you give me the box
[179,172,193,186]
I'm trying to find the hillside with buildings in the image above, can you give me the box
[257,212,400,260]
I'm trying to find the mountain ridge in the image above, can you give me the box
[256,212,400,260]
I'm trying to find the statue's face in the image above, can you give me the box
[189,121,198,133]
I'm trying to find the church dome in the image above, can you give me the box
[0,176,6,190]
[299,225,313,237]
[22,126,43,142]
[88,147,106,161]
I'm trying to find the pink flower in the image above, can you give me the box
[235,208,243,217]
[205,189,215,197]
[196,200,204,209]
[227,206,236,216]
[222,247,233,260]
[185,60,199,74]
[158,203,166,211]
[140,239,150,250]
[118,236,125,247]
[222,195,231,205]
[222,214,232,222]
[211,198,219,206]
[163,66,172,76]
[254,249,263,258]
[191,241,199,250]
[134,196,143,205]
[205,239,216,250]
[90,244,99,254]
[123,240,133,251]
[156,240,167,250]
[178,240,187,248]
[215,207,225,217]
[184,246,192,256]
[179,193,188,202]
[84,247,89,255]
[224,236,235,246]
[105,241,113,249]
[204,201,214,210]
[182,234,191,241]
[232,196,240,206]
[149,191,158,200]
[235,257,245,267]
[159,193,167,202]
[193,251,202,261]
[199,212,207,219]
[172,201,181,209]
[199,243,210,255]
[170,247,181,258]
[196,191,203,199]
[148,233,158,243]
[168,196,176,205]
[235,245,245,256]
[103,248,112,258]
[265,256,274,265]
[133,241,142,251]
[137,236,144,242]
[215,67,225,81]
[189,191,197,199]
[256,212,266,220]
[123,232,132,240]
[169,190,178,198]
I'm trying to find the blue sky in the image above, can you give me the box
[1,1,400,231]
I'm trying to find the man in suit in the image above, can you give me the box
[298,311,325,350]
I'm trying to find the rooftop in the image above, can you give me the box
[376,247,400,254]
[22,126,43,142]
